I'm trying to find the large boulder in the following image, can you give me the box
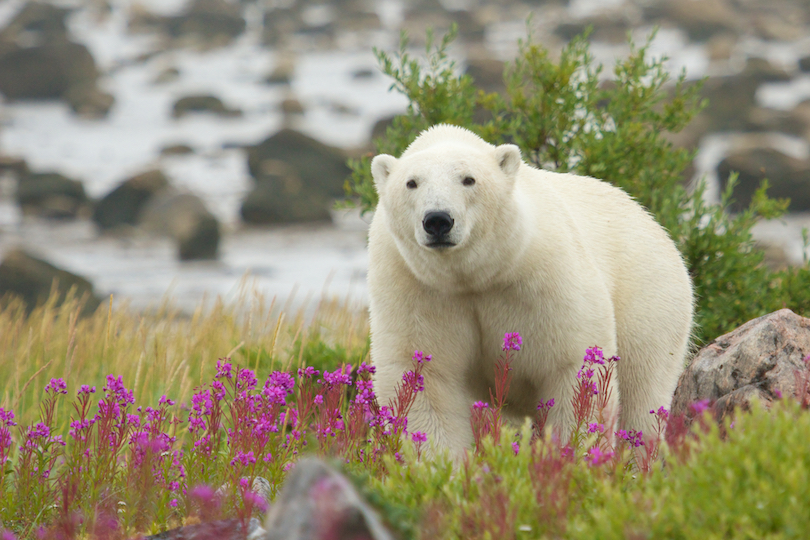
[643,0,740,41]
[16,171,89,219]
[93,170,169,231]
[263,458,394,540]
[163,0,246,46]
[716,145,810,212]
[140,191,220,260]
[0,248,101,315]
[671,309,810,423]
[172,94,242,118]
[242,129,350,224]
[0,3,113,117]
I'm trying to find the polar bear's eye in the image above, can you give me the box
[406,179,417,189]
[463,176,476,186]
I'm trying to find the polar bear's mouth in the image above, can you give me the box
[425,241,456,249]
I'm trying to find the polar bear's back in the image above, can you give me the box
[518,165,693,334]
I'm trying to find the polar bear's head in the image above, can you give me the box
[370,126,522,262]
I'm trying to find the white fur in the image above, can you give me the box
[368,124,694,456]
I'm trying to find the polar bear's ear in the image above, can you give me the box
[495,144,521,177]
[371,154,397,193]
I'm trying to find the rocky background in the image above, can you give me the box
[1,0,810,311]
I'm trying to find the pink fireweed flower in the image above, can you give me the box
[512,441,520,455]
[411,431,427,444]
[230,450,257,467]
[473,401,489,410]
[236,368,258,392]
[502,332,522,352]
[412,350,432,364]
[583,346,606,365]
[323,367,352,386]
[401,370,425,393]
[2,530,17,540]
[587,422,605,434]
[690,399,711,416]
[215,358,233,380]
[616,429,644,448]
[357,362,376,375]
[588,446,614,466]
[78,384,96,395]
[313,394,324,405]
[650,406,669,420]
[298,366,320,379]
[44,378,68,395]
[169,499,178,508]
[159,395,175,406]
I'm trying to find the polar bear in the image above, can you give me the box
[367,124,693,456]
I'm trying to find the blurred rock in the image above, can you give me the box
[248,129,351,197]
[164,0,246,46]
[755,240,792,271]
[145,518,263,540]
[799,56,810,73]
[153,66,181,84]
[671,309,810,423]
[370,115,396,143]
[93,169,169,231]
[706,33,737,61]
[0,3,113,117]
[744,107,806,136]
[0,248,101,315]
[554,13,632,44]
[644,0,740,41]
[717,143,810,212]
[160,143,195,156]
[0,1,70,44]
[264,457,394,540]
[280,96,305,115]
[265,53,296,85]
[692,60,789,134]
[464,54,505,95]
[262,7,301,47]
[16,171,89,219]
[140,191,220,260]
[172,94,242,118]
[242,129,350,224]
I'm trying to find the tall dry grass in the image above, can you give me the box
[0,284,369,428]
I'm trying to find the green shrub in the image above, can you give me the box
[344,26,810,344]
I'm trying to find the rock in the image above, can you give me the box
[671,309,810,423]
[706,33,737,61]
[140,191,220,260]
[0,2,70,44]
[263,458,394,540]
[742,57,791,83]
[145,518,263,540]
[0,248,101,315]
[172,94,242,118]
[163,0,246,46]
[160,143,195,156]
[716,145,810,212]
[93,169,169,231]
[153,66,181,84]
[241,176,332,224]
[280,97,305,115]
[464,54,505,95]
[265,53,296,85]
[242,129,350,223]
[744,107,806,136]
[16,171,88,219]
[370,115,396,143]
[644,0,740,41]
[554,13,632,44]
[0,42,94,99]
[0,4,114,117]
[262,8,301,47]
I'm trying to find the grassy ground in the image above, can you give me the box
[0,286,369,430]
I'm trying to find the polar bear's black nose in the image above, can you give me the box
[423,211,454,237]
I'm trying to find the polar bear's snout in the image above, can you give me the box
[422,211,455,247]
